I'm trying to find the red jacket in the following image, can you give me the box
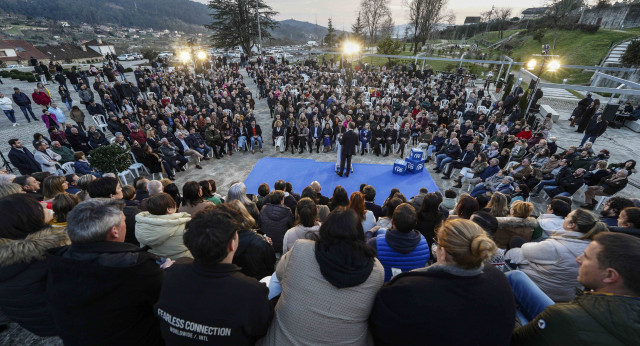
[129,130,147,145]
[516,130,533,140]
[32,91,51,106]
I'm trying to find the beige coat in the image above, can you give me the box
[135,212,192,259]
[260,240,384,345]
[178,200,214,216]
[282,224,320,253]
[495,216,537,248]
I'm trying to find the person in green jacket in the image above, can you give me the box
[570,150,593,170]
[511,232,640,345]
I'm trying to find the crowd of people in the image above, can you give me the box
[0,54,639,345]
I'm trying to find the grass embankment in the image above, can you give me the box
[489,28,640,84]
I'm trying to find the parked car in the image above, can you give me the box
[130,52,144,60]
[117,54,134,61]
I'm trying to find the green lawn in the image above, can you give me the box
[499,28,640,84]
[471,29,524,46]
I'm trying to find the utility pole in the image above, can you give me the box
[256,0,262,57]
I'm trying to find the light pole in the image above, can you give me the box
[524,51,560,117]
[256,0,262,58]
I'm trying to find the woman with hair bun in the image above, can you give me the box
[370,218,515,346]
[505,208,609,302]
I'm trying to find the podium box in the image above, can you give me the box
[393,160,407,175]
[410,148,424,161]
[405,158,425,173]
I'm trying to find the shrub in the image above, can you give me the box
[532,30,545,43]
[124,67,133,73]
[88,145,133,174]
[621,40,640,67]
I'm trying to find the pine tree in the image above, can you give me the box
[324,18,336,47]
[351,13,365,42]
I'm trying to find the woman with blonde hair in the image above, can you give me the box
[0,183,23,198]
[273,120,285,152]
[370,218,515,345]
[495,200,536,248]
[505,209,609,302]
[485,192,509,217]
[42,175,68,202]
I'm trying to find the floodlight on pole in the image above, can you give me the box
[526,59,537,70]
[547,59,560,72]
[179,51,192,63]
[343,41,360,55]
[196,50,207,60]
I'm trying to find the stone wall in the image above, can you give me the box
[579,4,640,29]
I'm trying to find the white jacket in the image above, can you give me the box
[505,230,589,302]
[282,224,320,253]
[536,213,565,239]
[0,97,13,111]
[362,210,376,232]
[34,149,61,174]
[135,212,192,259]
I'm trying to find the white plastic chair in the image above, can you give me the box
[118,170,135,186]
[465,103,474,111]
[128,152,149,177]
[61,162,75,175]
[92,114,109,134]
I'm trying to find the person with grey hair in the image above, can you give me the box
[227,182,260,224]
[310,180,330,205]
[174,132,205,169]
[583,169,629,210]
[33,140,62,175]
[113,132,130,151]
[139,179,165,212]
[158,138,189,172]
[45,198,167,345]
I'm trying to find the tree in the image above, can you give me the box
[405,0,453,54]
[360,0,391,44]
[324,18,336,47]
[496,8,512,39]
[378,15,395,39]
[621,40,640,67]
[546,0,584,49]
[377,36,403,63]
[206,0,279,55]
[142,49,159,62]
[351,12,366,43]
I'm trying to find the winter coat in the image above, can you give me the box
[367,230,430,282]
[135,212,192,259]
[8,147,41,175]
[46,241,165,346]
[494,216,537,248]
[370,264,515,346]
[533,213,565,240]
[155,262,273,346]
[32,91,51,106]
[70,109,85,123]
[260,240,384,346]
[259,203,294,253]
[505,230,589,302]
[512,293,640,346]
[0,228,69,336]
[282,224,320,253]
[233,229,276,280]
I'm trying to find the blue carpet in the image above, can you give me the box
[244,157,440,205]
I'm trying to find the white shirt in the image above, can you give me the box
[0,97,13,111]
[179,138,190,150]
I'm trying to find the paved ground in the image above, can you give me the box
[1,64,639,342]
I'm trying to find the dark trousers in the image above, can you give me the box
[165,155,188,170]
[339,153,352,175]
[19,105,37,121]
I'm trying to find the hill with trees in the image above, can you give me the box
[0,0,212,31]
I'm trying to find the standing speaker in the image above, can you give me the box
[602,103,619,122]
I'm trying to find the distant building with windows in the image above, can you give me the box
[40,44,104,64]
[0,39,48,65]
[82,38,116,56]
[521,7,548,20]
[579,3,640,29]
[463,17,481,25]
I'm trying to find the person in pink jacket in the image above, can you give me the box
[41,110,60,130]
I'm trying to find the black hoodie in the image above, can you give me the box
[46,241,164,346]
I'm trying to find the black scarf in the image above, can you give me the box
[314,242,373,289]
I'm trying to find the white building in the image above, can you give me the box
[83,38,116,56]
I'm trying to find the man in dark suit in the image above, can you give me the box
[338,122,359,177]
[7,138,41,175]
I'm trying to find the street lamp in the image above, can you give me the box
[196,50,207,61]
[342,41,360,67]
[524,53,560,116]
[179,51,192,64]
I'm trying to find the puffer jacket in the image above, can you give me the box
[533,213,565,240]
[260,203,294,253]
[282,224,321,253]
[512,293,640,345]
[135,212,192,259]
[495,216,537,248]
[0,228,70,336]
[505,230,588,302]
[233,229,276,280]
[368,230,430,282]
